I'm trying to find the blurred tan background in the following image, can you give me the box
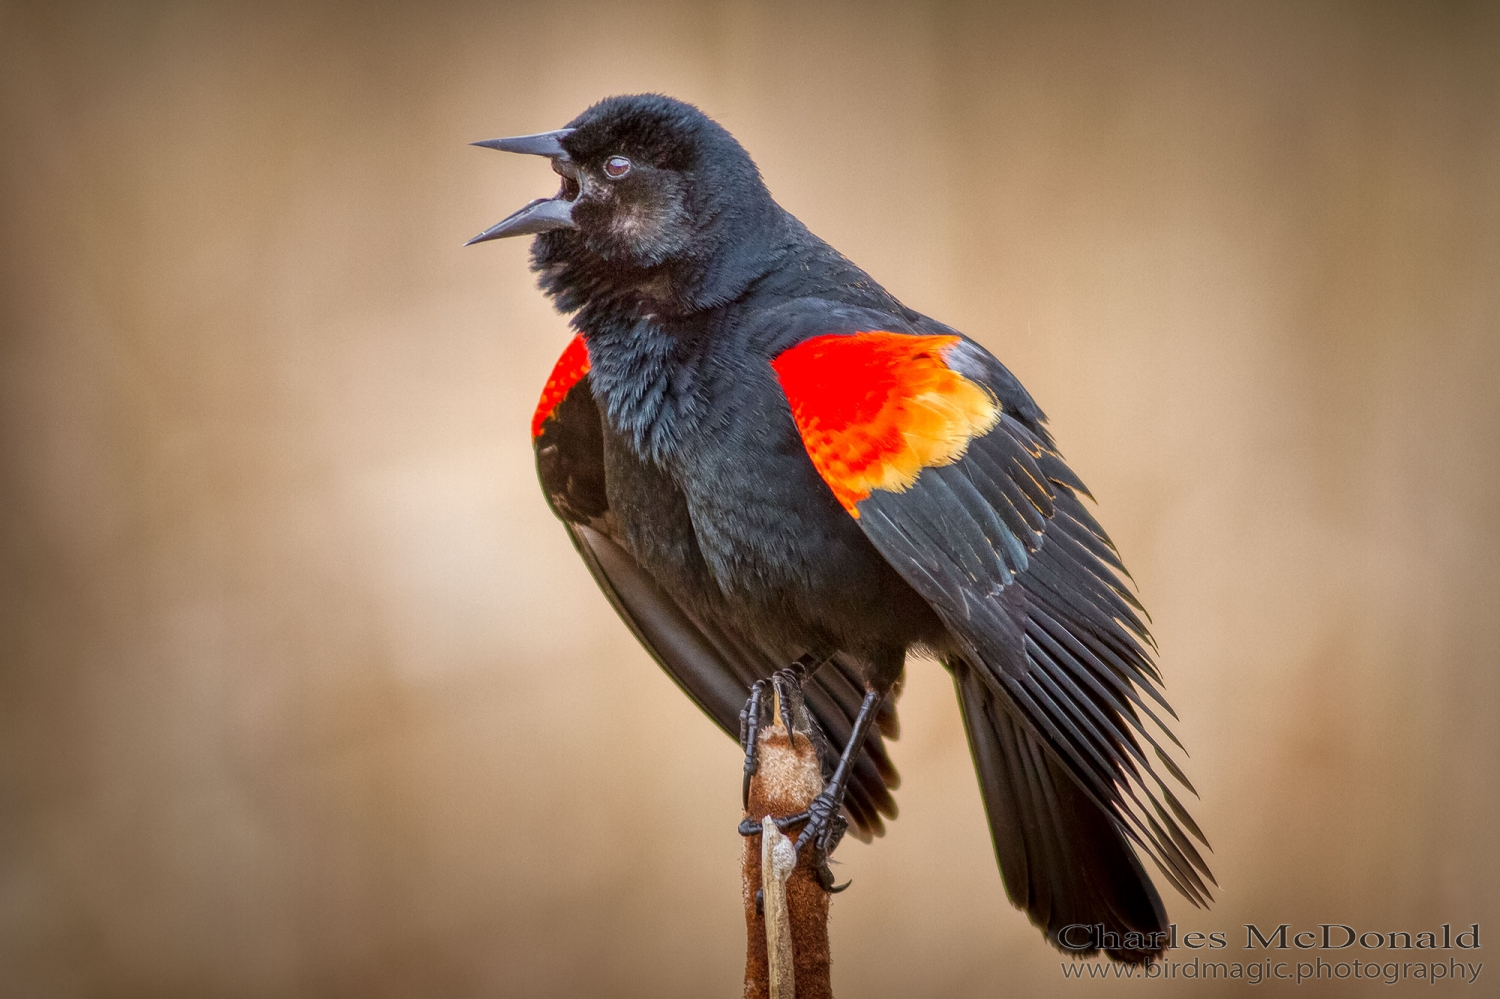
[2,1,1497,996]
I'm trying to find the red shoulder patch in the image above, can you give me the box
[771,332,999,516]
[532,334,591,438]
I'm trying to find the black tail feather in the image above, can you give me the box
[951,656,1168,965]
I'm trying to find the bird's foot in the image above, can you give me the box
[737,656,819,809]
[738,654,850,892]
[737,791,850,893]
[795,788,852,892]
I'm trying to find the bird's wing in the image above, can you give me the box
[771,329,1213,903]
[533,335,900,837]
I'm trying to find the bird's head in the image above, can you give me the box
[468,94,784,311]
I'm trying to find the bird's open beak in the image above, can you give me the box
[466,128,580,245]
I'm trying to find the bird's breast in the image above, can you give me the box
[600,365,883,618]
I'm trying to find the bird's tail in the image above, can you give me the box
[950,655,1168,964]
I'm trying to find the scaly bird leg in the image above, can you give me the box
[740,664,880,892]
[739,678,773,810]
[789,686,881,891]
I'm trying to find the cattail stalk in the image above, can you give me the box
[741,704,833,999]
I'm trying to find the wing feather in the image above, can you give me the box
[773,329,1210,907]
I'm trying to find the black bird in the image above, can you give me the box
[469,94,1212,964]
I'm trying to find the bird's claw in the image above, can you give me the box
[815,857,851,894]
[796,788,851,892]
[771,665,805,750]
[739,790,851,894]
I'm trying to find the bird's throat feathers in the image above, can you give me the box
[575,314,712,465]
[530,208,787,320]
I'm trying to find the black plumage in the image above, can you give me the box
[475,93,1210,964]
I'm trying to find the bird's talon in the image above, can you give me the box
[812,852,849,892]
[771,667,803,748]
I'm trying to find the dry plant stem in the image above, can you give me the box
[761,820,798,998]
[742,715,833,999]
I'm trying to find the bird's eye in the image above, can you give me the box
[603,155,632,179]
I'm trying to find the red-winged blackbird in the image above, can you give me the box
[469,94,1211,964]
